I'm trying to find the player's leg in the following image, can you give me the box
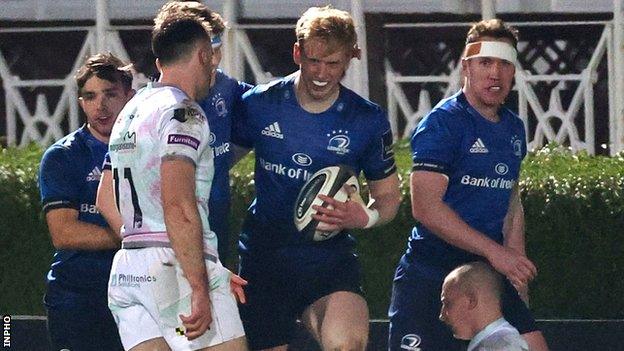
[46,287,124,351]
[301,291,369,351]
[238,252,296,350]
[501,279,549,351]
[522,331,549,351]
[108,249,166,350]
[129,337,171,351]
[198,336,248,351]
[388,258,464,351]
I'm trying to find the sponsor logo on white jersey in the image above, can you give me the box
[261,122,284,139]
[470,138,489,153]
[110,273,157,288]
[86,167,102,182]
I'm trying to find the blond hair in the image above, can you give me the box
[295,6,357,54]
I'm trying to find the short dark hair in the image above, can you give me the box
[152,15,211,65]
[466,19,519,49]
[155,1,226,36]
[75,53,133,96]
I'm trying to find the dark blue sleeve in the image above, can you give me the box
[39,147,80,213]
[231,90,255,149]
[361,110,397,181]
[410,110,461,176]
[101,152,111,171]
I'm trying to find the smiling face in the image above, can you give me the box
[462,37,516,118]
[79,76,133,142]
[293,37,352,104]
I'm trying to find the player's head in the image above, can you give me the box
[152,7,214,98]
[155,1,226,67]
[461,19,519,111]
[75,53,134,142]
[440,261,503,340]
[293,6,361,102]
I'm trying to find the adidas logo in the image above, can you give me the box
[86,167,102,182]
[469,138,489,153]
[261,122,284,139]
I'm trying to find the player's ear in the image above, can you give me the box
[293,41,302,65]
[466,291,478,310]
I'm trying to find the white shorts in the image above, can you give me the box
[108,247,245,351]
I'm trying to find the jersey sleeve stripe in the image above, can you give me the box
[412,159,450,176]
[42,200,78,213]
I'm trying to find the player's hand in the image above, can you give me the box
[516,282,530,306]
[229,272,247,304]
[179,287,212,340]
[487,246,537,291]
[312,184,369,231]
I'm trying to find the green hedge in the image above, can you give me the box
[1,143,623,319]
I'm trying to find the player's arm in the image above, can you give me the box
[45,208,120,250]
[96,168,123,237]
[161,156,212,340]
[367,172,402,226]
[40,150,120,250]
[314,172,401,230]
[502,183,526,255]
[411,170,536,289]
[502,182,530,302]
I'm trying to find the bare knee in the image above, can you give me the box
[523,331,549,351]
[321,332,367,351]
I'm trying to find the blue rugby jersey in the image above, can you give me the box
[232,75,396,252]
[407,91,527,270]
[39,125,116,296]
[199,70,252,237]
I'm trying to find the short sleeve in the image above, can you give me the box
[39,147,80,213]
[410,110,461,176]
[101,152,111,171]
[158,102,209,165]
[361,110,397,181]
[231,90,254,149]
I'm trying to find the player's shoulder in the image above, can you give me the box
[41,127,88,166]
[500,105,525,129]
[142,84,206,123]
[242,75,294,103]
[419,91,470,128]
[339,85,384,117]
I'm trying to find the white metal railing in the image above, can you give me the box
[385,20,623,155]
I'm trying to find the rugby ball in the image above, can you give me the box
[294,165,360,241]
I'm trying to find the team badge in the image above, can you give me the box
[212,93,227,117]
[511,135,523,157]
[327,130,351,155]
[400,334,422,351]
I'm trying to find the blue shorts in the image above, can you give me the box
[388,255,539,351]
[238,245,363,350]
[45,283,123,351]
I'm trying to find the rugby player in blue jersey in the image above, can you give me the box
[154,1,252,265]
[38,53,134,351]
[231,6,401,351]
[388,19,549,351]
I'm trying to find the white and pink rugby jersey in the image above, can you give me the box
[108,82,217,259]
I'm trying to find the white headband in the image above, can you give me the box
[463,41,517,64]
